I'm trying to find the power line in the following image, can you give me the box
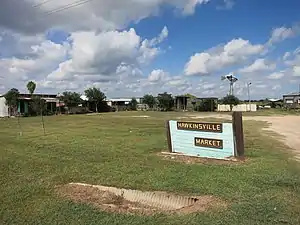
[43,0,95,17]
[22,0,96,28]
[33,0,55,8]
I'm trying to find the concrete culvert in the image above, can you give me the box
[56,183,226,215]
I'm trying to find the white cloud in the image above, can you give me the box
[268,24,300,44]
[255,84,268,88]
[284,47,300,66]
[272,84,281,90]
[202,83,216,90]
[148,69,169,82]
[182,0,210,15]
[0,36,69,92]
[283,46,300,77]
[283,52,291,61]
[268,71,285,80]
[239,58,276,73]
[224,0,235,9]
[292,66,300,76]
[46,27,167,82]
[0,0,214,35]
[184,38,264,75]
[217,0,235,10]
[0,26,168,94]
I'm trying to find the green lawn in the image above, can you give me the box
[1,111,300,225]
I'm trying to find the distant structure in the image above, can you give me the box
[174,95,218,112]
[0,93,59,117]
[0,95,9,117]
[283,92,300,109]
[221,73,238,95]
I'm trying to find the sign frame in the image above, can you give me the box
[165,112,244,160]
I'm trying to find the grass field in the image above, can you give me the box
[1,111,300,225]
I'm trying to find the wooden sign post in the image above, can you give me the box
[232,112,245,159]
[165,113,245,160]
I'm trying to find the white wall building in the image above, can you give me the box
[0,96,9,117]
[217,104,257,112]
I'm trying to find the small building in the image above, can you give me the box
[174,95,190,111]
[18,93,59,115]
[0,93,60,116]
[0,95,9,117]
[136,104,149,111]
[283,92,300,109]
[197,97,218,112]
[106,98,139,111]
[174,95,218,112]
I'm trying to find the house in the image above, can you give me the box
[174,95,218,111]
[0,93,60,116]
[283,92,300,109]
[106,98,142,111]
[175,95,190,111]
[18,93,59,115]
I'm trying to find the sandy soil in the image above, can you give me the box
[56,183,226,215]
[244,116,300,161]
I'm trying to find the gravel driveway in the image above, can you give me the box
[244,116,300,161]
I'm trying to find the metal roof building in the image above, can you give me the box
[283,92,300,109]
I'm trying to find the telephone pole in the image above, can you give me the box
[247,82,252,111]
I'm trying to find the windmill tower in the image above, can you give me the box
[221,73,238,95]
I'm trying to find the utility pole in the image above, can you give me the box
[247,82,252,111]
[229,81,233,95]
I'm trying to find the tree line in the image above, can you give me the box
[3,80,242,116]
[3,83,179,116]
[131,93,240,111]
[3,81,108,116]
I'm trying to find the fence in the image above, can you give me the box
[217,104,257,112]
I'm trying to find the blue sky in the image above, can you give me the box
[132,0,300,73]
[0,0,300,99]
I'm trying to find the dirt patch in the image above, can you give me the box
[158,152,246,165]
[56,183,226,215]
[243,116,300,161]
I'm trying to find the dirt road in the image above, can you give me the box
[244,116,300,161]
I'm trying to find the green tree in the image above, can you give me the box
[84,87,106,112]
[27,81,38,116]
[60,92,82,113]
[4,88,22,135]
[26,81,36,95]
[220,95,240,111]
[26,81,46,134]
[129,97,138,110]
[157,92,174,111]
[142,94,156,109]
[4,88,20,116]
